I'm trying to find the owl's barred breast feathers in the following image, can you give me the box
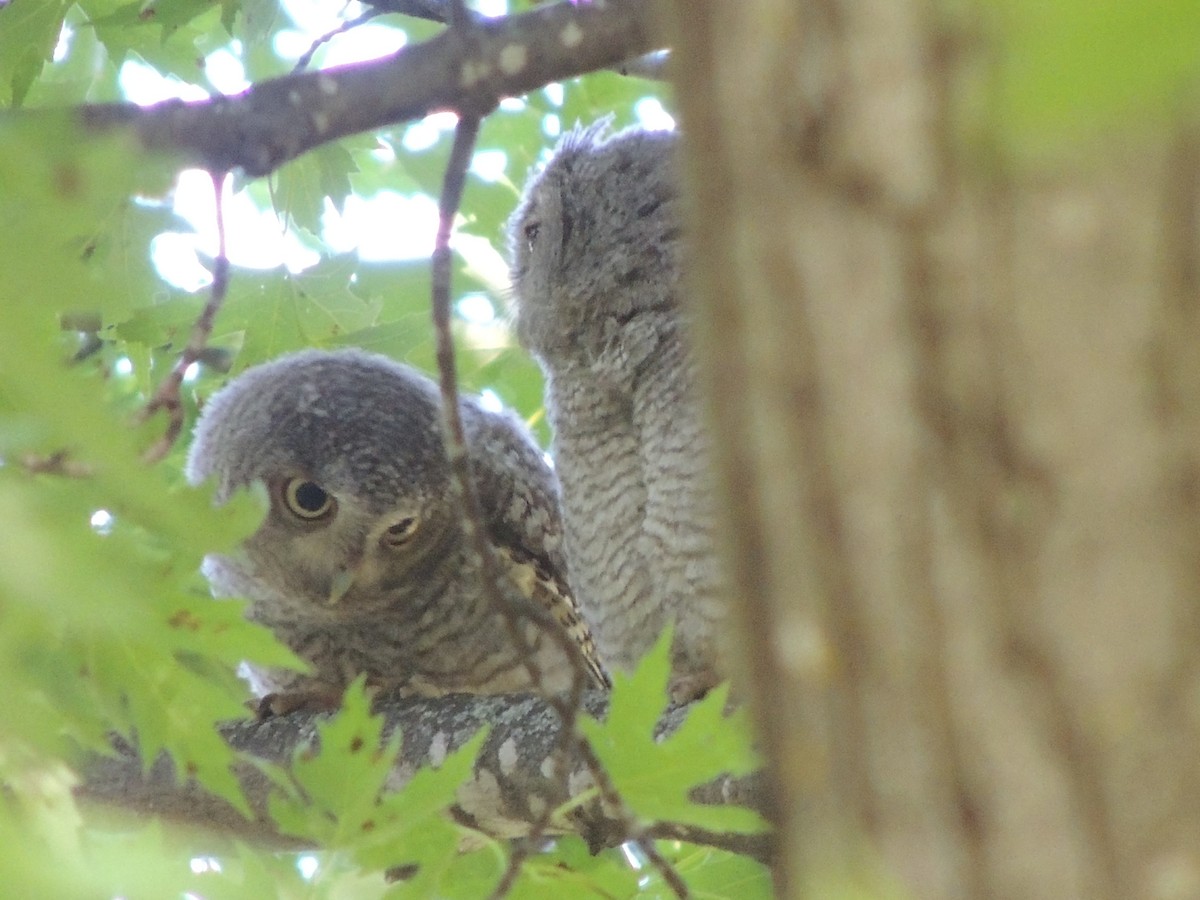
[509,123,727,697]
[186,348,608,704]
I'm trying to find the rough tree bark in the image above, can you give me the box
[76,692,768,861]
[670,2,1200,898]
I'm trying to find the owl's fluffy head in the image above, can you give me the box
[186,348,448,510]
[186,348,561,623]
[508,123,682,362]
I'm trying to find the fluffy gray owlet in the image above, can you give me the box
[509,124,725,698]
[185,348,608,709]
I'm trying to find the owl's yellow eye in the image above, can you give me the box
[384,516,420,547]
[282,478,335,520]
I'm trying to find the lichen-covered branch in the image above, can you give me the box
[61,0,667,178]
[75,691,770,862]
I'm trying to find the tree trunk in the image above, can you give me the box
[668,2,1200,897]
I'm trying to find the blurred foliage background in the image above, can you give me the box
[0,1,769,897]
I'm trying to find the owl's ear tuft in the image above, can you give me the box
[184,427,245,504]
[187,466,269,512]
[556,114,614,158]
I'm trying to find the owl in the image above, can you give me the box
[185,347,608,712]
[508,123,726,698]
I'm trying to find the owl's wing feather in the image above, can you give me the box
[462,398,610,689]
[462,398,563,567]
[494,543,611,689]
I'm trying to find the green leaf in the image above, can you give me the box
[272,142,359,237]
[268,678,403,844]
[24,6,123,107]
[267,681,494,893]
[509,836,642,899]
[581,628,767,835]
[117,254,387,371]
[84,0,227,76]
[234,0,282,46]
[0,115,294,813]
[558,70,673,133]
[0,814,200,898]
[356,727,491,883]
[0,0,70,106]
[662,842,773,900]
[142,0,226,32]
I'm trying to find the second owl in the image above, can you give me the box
[509,124,726,698]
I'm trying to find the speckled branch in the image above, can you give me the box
[61,0,668,178]
[357,0,672,80]
[75,691,770,862]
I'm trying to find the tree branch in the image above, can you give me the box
[140,173,230,463]
[429,113,688,895]
[609,49,671,80]
[428,110,596,895]
[361,0,672,80]
[57,0,667,178]
[75,691,770,862]
[359,0,482,26]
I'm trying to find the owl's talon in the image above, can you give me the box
[255,689,343,719]
[667,669,721,706]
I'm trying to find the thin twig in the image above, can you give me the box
[293,8,385,73]
[609,49,671,80]
[429,113,688,900]
[72,332,104,363]
[19,451,95,479]
[637,832,693,897]
[646,821,774,863]
[484,657,593,898]
[140,172,230,463]
[576,740,690,898]
[429,114,607,900]
[485,622,598,898]
[487,833,539,897]
[359,0,482,25]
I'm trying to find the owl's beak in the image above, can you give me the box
[327,567,356,605]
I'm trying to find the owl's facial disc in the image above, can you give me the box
[324,510,424,606]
